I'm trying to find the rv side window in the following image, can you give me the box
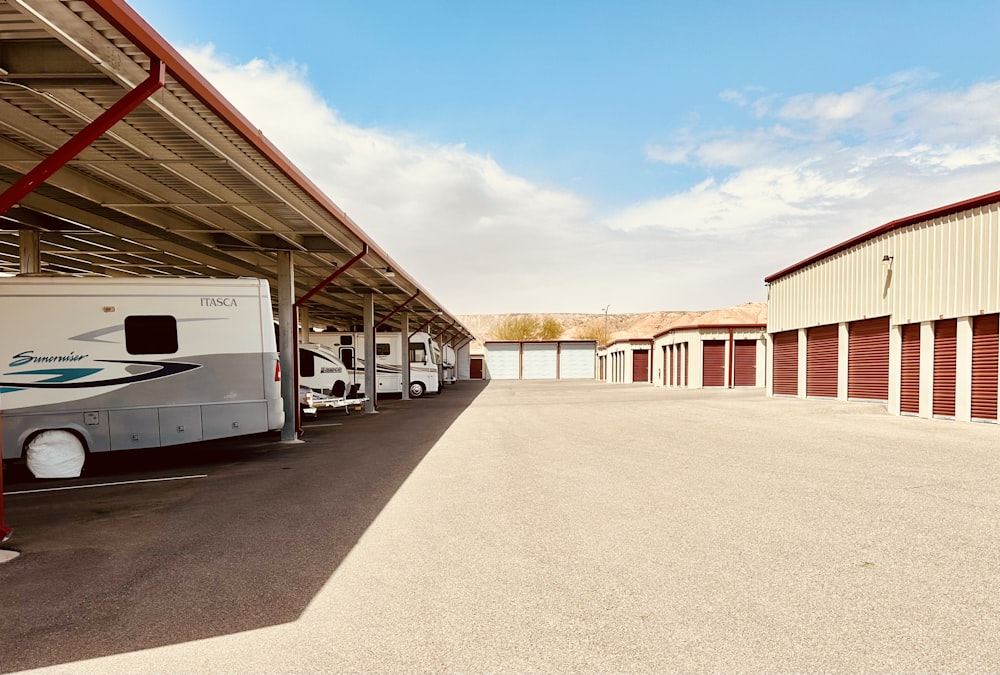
[376,343,391,356]
[299,349,315,377]
[340,336,353,346]
[340,347,354,369]
[124,315,178,354]
[409,342,427,363]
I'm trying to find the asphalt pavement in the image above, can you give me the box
[2,380,999,673]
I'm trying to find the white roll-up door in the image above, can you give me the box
[522,343,558,379]
[559,343,595,379]
[486,343,520,380]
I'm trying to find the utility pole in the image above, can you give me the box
[601,304,610,343]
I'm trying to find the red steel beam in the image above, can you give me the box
[0,58,165,217]
[409,315,438,339]
[374,291,420,330]
[295,244,368,308]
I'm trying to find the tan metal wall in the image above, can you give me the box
[768,203,1000,332]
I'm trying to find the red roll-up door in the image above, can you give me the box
[806,324,839,398]
[847,317,889,401]
[933,319,957,417]
[900,323,920,414]
[702,341,726,387]
[972,314,999,421]
[772,330,798,396]
[632,350,649,383]
[733,340,757,387]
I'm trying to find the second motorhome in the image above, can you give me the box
[308,330,440,397]
[0,276,284,478]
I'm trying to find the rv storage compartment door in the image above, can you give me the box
[202,402,269,440]
[159,406,204,446]
[109,409,161,449]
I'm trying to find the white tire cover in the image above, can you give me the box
[25,430,85,479]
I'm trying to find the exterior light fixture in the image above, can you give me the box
[882,254,893,266]
[384,266,396,278]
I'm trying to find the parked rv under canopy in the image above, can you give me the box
[0,0,473,539]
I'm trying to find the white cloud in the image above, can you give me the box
[182,47,1000,314]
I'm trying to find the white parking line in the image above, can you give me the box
[4,474,208,495]
[304,422,344,428]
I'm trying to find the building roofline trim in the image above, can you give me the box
[764,189,1000,283]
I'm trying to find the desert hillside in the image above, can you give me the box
[460,302,767,351]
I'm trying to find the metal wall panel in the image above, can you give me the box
[632,350,649,383]
[806,325,838,398]
[768,204,1000,333]
[900,323,921,414]
[933,319,958,417]
[773,330,798,395]
[665,345,671,385]
[733,340,757,387]
[971,314,999,420]
[486,343,520,380]
[847,317,890,401]
[702,341,726,387]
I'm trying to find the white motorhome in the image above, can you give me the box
[442,344,457,385]
[0,276,285,478]
[308,330,440,397]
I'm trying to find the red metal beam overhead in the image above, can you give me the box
[295,244,368,308]
[374,291,420,330]
[0,58,165,217]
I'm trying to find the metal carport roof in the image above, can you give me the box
[0,0,472,341]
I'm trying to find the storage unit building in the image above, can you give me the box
[765,190,1000,423]
[483,341,597,380]
[652,324,767,389]
[598,339,653,384]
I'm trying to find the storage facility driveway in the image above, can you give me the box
[3,381,1000,673]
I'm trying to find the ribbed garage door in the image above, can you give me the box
[683,344,689,387]
[522,343,558,379]
[847,317,889,401]
[733,340,757,387]
[702,341,726,387]
[486,343,520,380]
[772,330,798,396]
[664,346,670,385]
[972,314,999,421]
[559,343,595,379]
[900,323,920,414]
[806,324,838,398]
[632,350,649,383]
[933,319,957,417]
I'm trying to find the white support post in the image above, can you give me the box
[837,322,849,401]
[956,317,974,422]
[919,321,935,418]
[797,328,808,399]
[888,323,902,416]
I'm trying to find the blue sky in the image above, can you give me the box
[130,0,1000,314]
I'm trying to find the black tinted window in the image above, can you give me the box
[124,315,178,355]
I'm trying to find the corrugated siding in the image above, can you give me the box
[702,341,726,387]
[933,319,957,417]
[733,340,757,387]
[632,350,649,383]
[768,204,1000,332]
[847,317,889,401]
[971,314,999,420]
[900,324,921,414]
[772,330,798,395]
[806,324,838,398]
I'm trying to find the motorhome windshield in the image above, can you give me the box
[409,342,427,364]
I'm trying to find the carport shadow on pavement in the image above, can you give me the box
[0,381,488,673]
